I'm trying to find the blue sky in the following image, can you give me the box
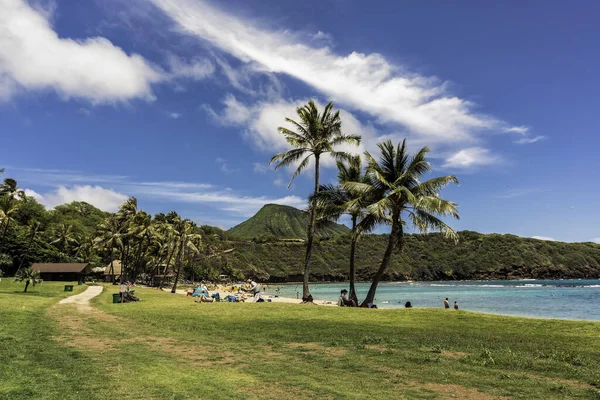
[1,0,599,243]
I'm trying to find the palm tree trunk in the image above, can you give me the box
[17,229,36,274]
[121,244,130,284]
[110,249,115,284]
[24,280,30,293]
[349,215,358,304]
[0,220,10,252]
[160,245,176,289]
[361,212,401,307]
[171,240,183,294]
[302,155,320,303]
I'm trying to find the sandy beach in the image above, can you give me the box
[162,285,337,306]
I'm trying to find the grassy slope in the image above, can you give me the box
[222,231,600,281]
[228,204,349,239]
[2,281,600,399]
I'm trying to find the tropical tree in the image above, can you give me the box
[313,156,374,303]
[351,139,460,306]
[171,219,202,293]
[0,178,25,201]
[0,196,19,251]
[0,253,12,279]
[14,267,42,292]
[50,223,79,255]
[17,220,41,273]
[94,217,123,283]
[270,100,360,302]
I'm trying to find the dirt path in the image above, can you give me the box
[58,285,103,311]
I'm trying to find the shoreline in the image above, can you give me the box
[159,285,600,322]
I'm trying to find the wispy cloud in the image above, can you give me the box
[443,147,501,169]
[253,162,270,173]
[215,157,238,174]
[150,0,518,146]
[591,238,600,244]
[204,95,376,167]
[514,135,546,145]
[11,167,304,219]
[504,126,529,134]
[495,188,539,199]
[167,112,182,119]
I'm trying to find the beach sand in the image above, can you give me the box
[162,285,337,306]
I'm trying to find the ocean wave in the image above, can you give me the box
[515,284,544,287]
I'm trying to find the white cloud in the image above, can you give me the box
[167,112,182,119]
[24,188,44,202]
[531,236,555,242]
[151,0,512,144]
[591,238,600,244]
[504,126,529,134]
[78,108,92,116]
[35,185,128,212]
[309,31,334,46]
[514,135,545,145]
[443,147,500,169]
[165,53,215,80]
[0,1,216,104]
[253,162,270,173]
[215,157,237,174]
[273,178,285,187]
[0,0,162,103]
[204,95,376,167]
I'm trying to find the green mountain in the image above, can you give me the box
[228,204,350,239]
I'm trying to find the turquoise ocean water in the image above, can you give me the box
[265,279,600,321]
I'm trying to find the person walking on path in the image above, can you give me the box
[444,298,450,309]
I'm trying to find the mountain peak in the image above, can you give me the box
[228,204,349,239]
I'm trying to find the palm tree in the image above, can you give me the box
[270,100,361,302]
[116,198,139,281]
[351,139,460,306]
[313,156,374,303]
[0,196,19,252]
[74,235,95,262]
[130,211,154,278]
[171,219,202,294]
[94,217,123,283]
[14,267,42,292]
[17,220,41,273]
[0,178,25,201]
[50,223,79,255]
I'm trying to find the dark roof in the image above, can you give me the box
[31,263,90,273]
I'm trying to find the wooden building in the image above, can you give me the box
[31,263,91,282]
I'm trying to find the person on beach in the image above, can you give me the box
[444,298,450,309]
[250,280,260,296]
[405,301,413,308]
[338,289,356,307]
[454,301,459,310]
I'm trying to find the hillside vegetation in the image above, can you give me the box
[228,204,349,239]
[220,231,600,282]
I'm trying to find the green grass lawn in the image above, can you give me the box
[1,280,600,399]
